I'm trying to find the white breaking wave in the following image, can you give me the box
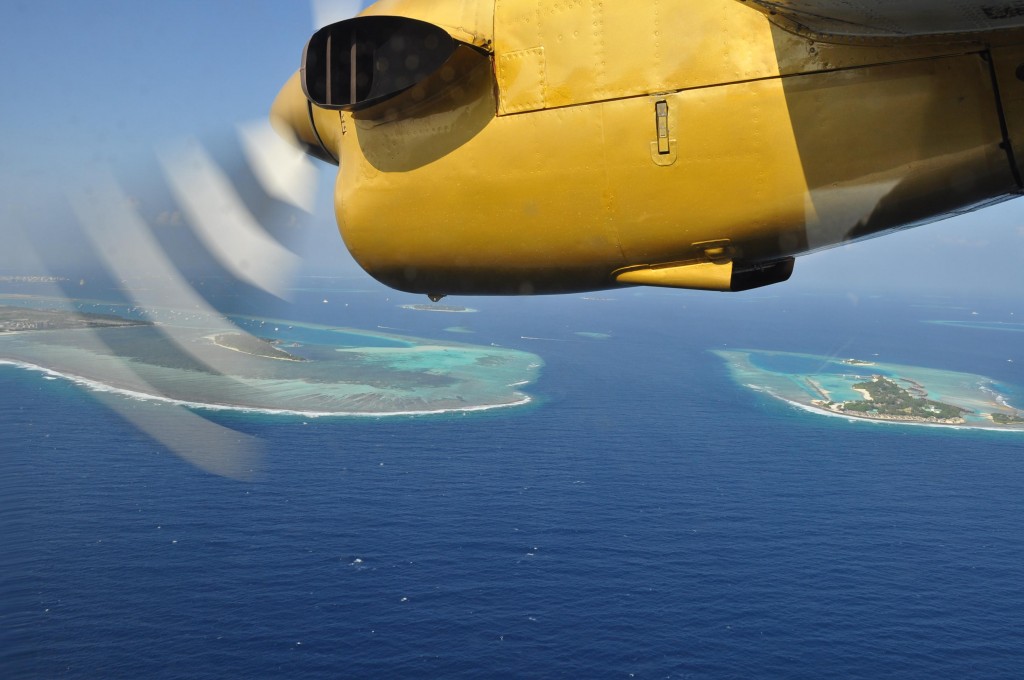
[778,394,1023,434]
[0,359,532,418]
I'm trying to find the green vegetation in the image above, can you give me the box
[992,413,1024,425]
[0,305,149,333]
[838,376,967,421]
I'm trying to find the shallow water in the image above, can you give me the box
[716,349,1023,429]
[0,302,541,416]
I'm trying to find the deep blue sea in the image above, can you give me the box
[4,286,1024,678]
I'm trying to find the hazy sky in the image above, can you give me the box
[2,0,1022,300]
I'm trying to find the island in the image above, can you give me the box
[0,276,68,284]
[714,349,1024,430]
[0,298,541,417]
[817,375,967,424]
[400,304,476,313]
[0,305,149,333]
[210,332,305,362]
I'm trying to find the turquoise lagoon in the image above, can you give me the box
[715,349,1024,430]
[0,297,541,416]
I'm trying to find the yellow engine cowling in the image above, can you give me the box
[278,0,1024,296]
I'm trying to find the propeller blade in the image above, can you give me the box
[1,3,351,479]
[4,120,326,479]
[157,129,306,301]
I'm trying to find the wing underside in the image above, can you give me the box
[741,0,1024,40]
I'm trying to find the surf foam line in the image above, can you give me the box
[0,359,533,418]
[773,391,1024,434]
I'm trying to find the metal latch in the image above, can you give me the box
[656,100,671,155]
[650,99,676,166]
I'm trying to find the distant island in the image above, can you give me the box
[0,305,149,333]
[0,276,68,284]
[715,350,1024,430]
[400,304,476,313]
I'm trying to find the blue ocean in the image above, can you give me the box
[3,286,1023,678]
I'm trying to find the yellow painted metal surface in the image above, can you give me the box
[494,0,779,113]
[272,0,1024,295]
[360,0,494,49]
[492,0,980,115]
[337,62,627,294]
[789,54,1014,252]
[744,0,1024,40]
[271,71,344,165]
[615,262,734,292]
[990,44,1024,182]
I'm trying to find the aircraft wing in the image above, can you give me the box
[741,0,1024,39]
